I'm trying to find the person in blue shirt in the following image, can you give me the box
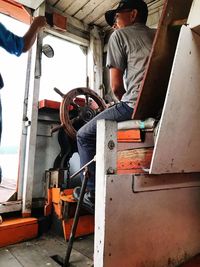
[0,16,47,183]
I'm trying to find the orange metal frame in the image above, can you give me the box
[44,187,94,240]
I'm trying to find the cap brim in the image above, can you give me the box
[105,10,116,27]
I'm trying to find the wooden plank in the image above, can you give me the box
[65,0,90,16]
[117,131,154,151]
[133,0,193,120]
[0,201,22,213]
[7,234,93,267]
[150,26,200,174]
[117,148,153,174]
[47,0,58,5]
[9,243,60,267]
[188,0,200,36]
[36,235,94,265]
[54,0,74,12]
[72,235,94,259]
[45,4,89,33]
[74,0,106,21]
[147,0,164,28]
[117,129,141,143]
[0,249,22,267]
[46,27,89,47]
[83,0,119,25]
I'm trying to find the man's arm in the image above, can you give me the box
[0,23,24,56]
[23,16,47,52]
[110,67,126,100]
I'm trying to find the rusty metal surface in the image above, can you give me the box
[102,174,200,267]
[133,173,200,192]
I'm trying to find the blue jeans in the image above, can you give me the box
[77,102,133,191]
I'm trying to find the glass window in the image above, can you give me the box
[39,35,87,102]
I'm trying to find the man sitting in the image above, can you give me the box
[73,0,155,212]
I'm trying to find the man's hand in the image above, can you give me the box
[110,68,126,100]
[32,16,47,32]
[106,101,116,108]
[23,16,47,52]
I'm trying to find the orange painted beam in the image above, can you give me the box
[0,0,31,24]
[117,129,141,143]
[0,217,38,248]
[39,99,61,110]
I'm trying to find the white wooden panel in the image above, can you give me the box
[94,120,117,267]
[188,0,200,35]
[150,25,200,174]
[83,0,119,25]
[97,174,200,267]
[16,0,44,9]
[54,0,73,12]
[0,201,22,213]
[47,0,58,5]
[65,0,89,16]
[46,27,89,47]
[74,0,103,21]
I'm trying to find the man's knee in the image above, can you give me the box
[77,127,88,147]
[77,127,84,142]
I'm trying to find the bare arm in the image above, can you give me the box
[110,67,126,100]
[23,16,47,52]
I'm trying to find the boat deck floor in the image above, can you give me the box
[0,232,94,267]
[1,230,200,266]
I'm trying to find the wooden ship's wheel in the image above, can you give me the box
[53,87,106,140]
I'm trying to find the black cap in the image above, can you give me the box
[105,0,148,27]
[105,10,116,27]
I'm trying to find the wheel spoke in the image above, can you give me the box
[70,101,80,110]
[85,94,89,106]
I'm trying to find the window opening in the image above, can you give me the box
[39,34,87,102]
[0,13,28,203]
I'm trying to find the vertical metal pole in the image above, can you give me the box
[63,167,89,267]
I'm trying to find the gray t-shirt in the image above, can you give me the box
[106,23,155,108]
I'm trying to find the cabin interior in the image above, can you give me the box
[1,0,200,266]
